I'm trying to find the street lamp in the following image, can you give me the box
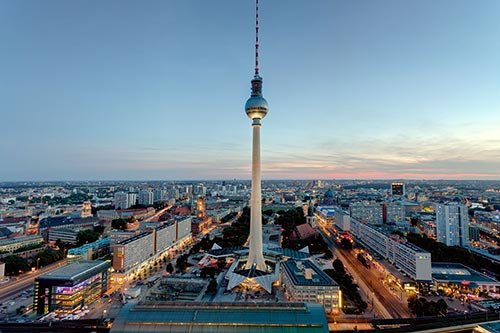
[36,258,40,271]
[102,309,107,319]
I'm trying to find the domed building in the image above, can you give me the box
[322,189,335,206]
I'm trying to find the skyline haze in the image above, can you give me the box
[1,0,499,181]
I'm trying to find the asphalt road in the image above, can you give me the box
[0,259,67,304]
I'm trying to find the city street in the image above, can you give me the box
[319,227,411,319]
[0,259,67,304]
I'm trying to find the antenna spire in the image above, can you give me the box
[255,0,259,76]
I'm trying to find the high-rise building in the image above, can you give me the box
[391,182,405,196]
[138,190,154,206]
[435,203,469,247]
[153,189,167,203]
[114,192,128,210]
[127,193,137,207]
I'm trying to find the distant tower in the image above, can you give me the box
[196,197,206,219]
[391,182,405,196]
[306,199,316,227]
[245,0,268,271]
[81,201,92,218]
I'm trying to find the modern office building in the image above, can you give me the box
[33,260,111,315]
[435,203,470,247]
[391,182,405,196]
[349,218,432,282]
[281,260,342,314]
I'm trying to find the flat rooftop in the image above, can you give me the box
[432,262,500,285]
[37,260,110,282]
[282,259,338,287]
[111,302,329,333]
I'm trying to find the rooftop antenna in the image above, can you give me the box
[255,0,260,76]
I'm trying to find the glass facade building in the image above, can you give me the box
[34,260,111,315]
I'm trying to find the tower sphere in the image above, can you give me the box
[245,95,268,120]
[245,75,268,120]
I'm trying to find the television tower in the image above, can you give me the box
[245,0,268,271]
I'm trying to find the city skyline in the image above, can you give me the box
[1,0,499,181]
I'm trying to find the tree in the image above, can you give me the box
[3,255,29,275]
[333,259,345,274]
[207,278,218,294]
[93,225,105,235]
[166,263,174,273]
[324,249,334,259]
[217,258,227,270]
[111,218,128,230]
[76,229,100,246]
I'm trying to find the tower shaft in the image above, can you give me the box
[245,119,266,271]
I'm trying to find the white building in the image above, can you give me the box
[0,235,44,253]
[349,218,432,281]
[153,189,167,203]
[0,261,5,280]
[334,209,350,232]
[281,260,342,314]
[154,223,177,254]
[114,192,128,210]
[435,203,469,247]
[350,202,383,224]
[113,232,154,273]
[175,216,192,241]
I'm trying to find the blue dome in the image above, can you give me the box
[324,189,334,198]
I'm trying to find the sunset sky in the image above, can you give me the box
[1,0,499,181]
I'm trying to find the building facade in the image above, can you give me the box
[113,232,154,273]
[281,260,341,314]
[350,202,383,224]
[138,190,154,206]
[391,182,405,196]
[435,203,469,247]
[34,260,110,315]
[349,218,432,282]
[0,235,43,253]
